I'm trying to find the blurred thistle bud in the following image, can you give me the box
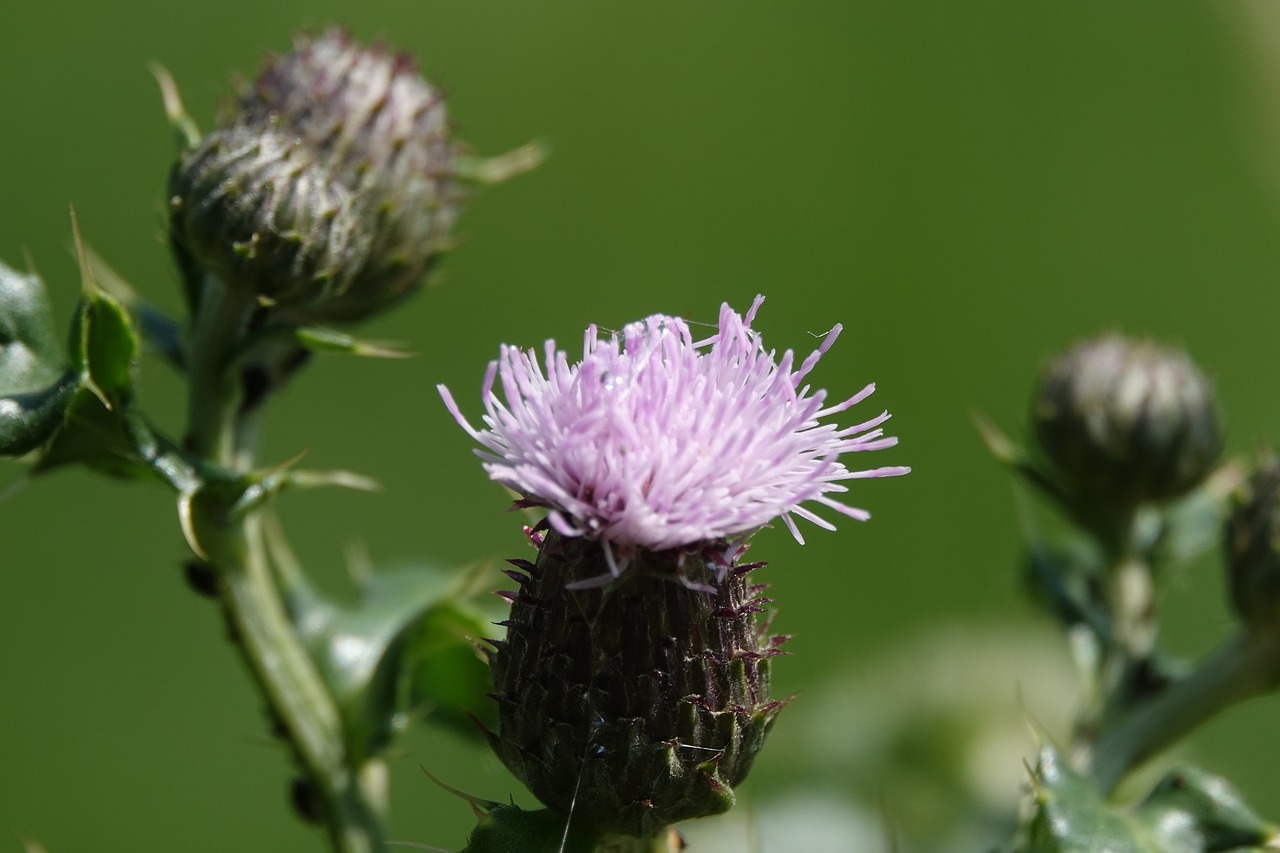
[168,29,460,325]
[1225,458,1280,633]
[1032,334,1222,507]
[441,297,908,837]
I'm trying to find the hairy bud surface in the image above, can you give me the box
[1032,334,1221,506]
[169,30,460,324]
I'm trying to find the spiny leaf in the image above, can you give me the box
[1133,765,1279,852]
[273,550,497,762]
[0,262,73,455]
[0,261,63,392]
[454,139,548,186]
[973,411,1070,507]
[1153,461,1245,569]
[151,63,202,150]
[35,280,153,478]
[83,243,184,370]
[34,386,155,479]
[459,801,598,853]
[1019,749,1280,852]
[295,326,412,359]
[1021,746,1151,852]
[226,457,380,520]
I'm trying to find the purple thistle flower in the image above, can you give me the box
[439,295,908,577]
[448,296,909,833]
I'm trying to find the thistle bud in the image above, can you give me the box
[169,125,370,309]
[169,29,460,324]
[1225,459,1280,633]
[1032,334,1222,507]
[490,533,787,838]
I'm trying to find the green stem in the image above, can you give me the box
[185,279,388,852]
[1107,554,1157,664]
[185,275,254,461]
[1074,508,1158,749]
[1089,630,1280,794]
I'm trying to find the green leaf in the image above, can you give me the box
[1019,749,1279,853]
[0,261,63,391]
[1154,463,1243,568]
[225,454,379,520]
[278,559,497,762]
[454,139,548,186]
[0,374,78,457]
[460,802,598,853]
[420,772,598,853]
[294,326,412,359]
[0,262,75,455]
[1022,538,1104,632]
[1133,765,1279,852]
[34,385,156,479]
[398,598,497,739]
[34,290,154,479]
[82,243,184,371]
[973,412,1070,508]
[68,288,140,407]
[1021,746,1151,853]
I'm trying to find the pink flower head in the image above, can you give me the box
[439,296,908,574]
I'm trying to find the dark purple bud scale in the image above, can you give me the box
[489,531,787,839]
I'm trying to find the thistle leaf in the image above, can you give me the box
[1133,765,1279,852]
[1021,746,1149,852]
[295,326,412,359]
[275,558,498,762]
[1020,748,1280,852]
[459,801,597,853]
[0,261,74,455]
[35,284,154,479]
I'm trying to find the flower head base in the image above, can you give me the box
[440,295,908,579]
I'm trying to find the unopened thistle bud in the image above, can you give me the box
[441,296,909,837]
[1032,334,1222,507]
[169,125,370,309]
[1226,458,1280,633]
[169,29,460,324]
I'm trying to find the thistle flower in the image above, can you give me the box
[440,297,907,838]
[169,29,460,324]
[439,295,909,578]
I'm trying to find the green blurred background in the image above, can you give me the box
[4,1,1280,850]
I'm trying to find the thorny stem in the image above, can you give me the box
[1089,630,1280,794]
[184,279,388,852]
[1072,510,1160,755]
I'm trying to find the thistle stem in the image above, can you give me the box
[1075,513,1160,748]
[184,280,388,852]
[1089,630,1280,794]
[1107,554,1157,664]
[185,276,254,460]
